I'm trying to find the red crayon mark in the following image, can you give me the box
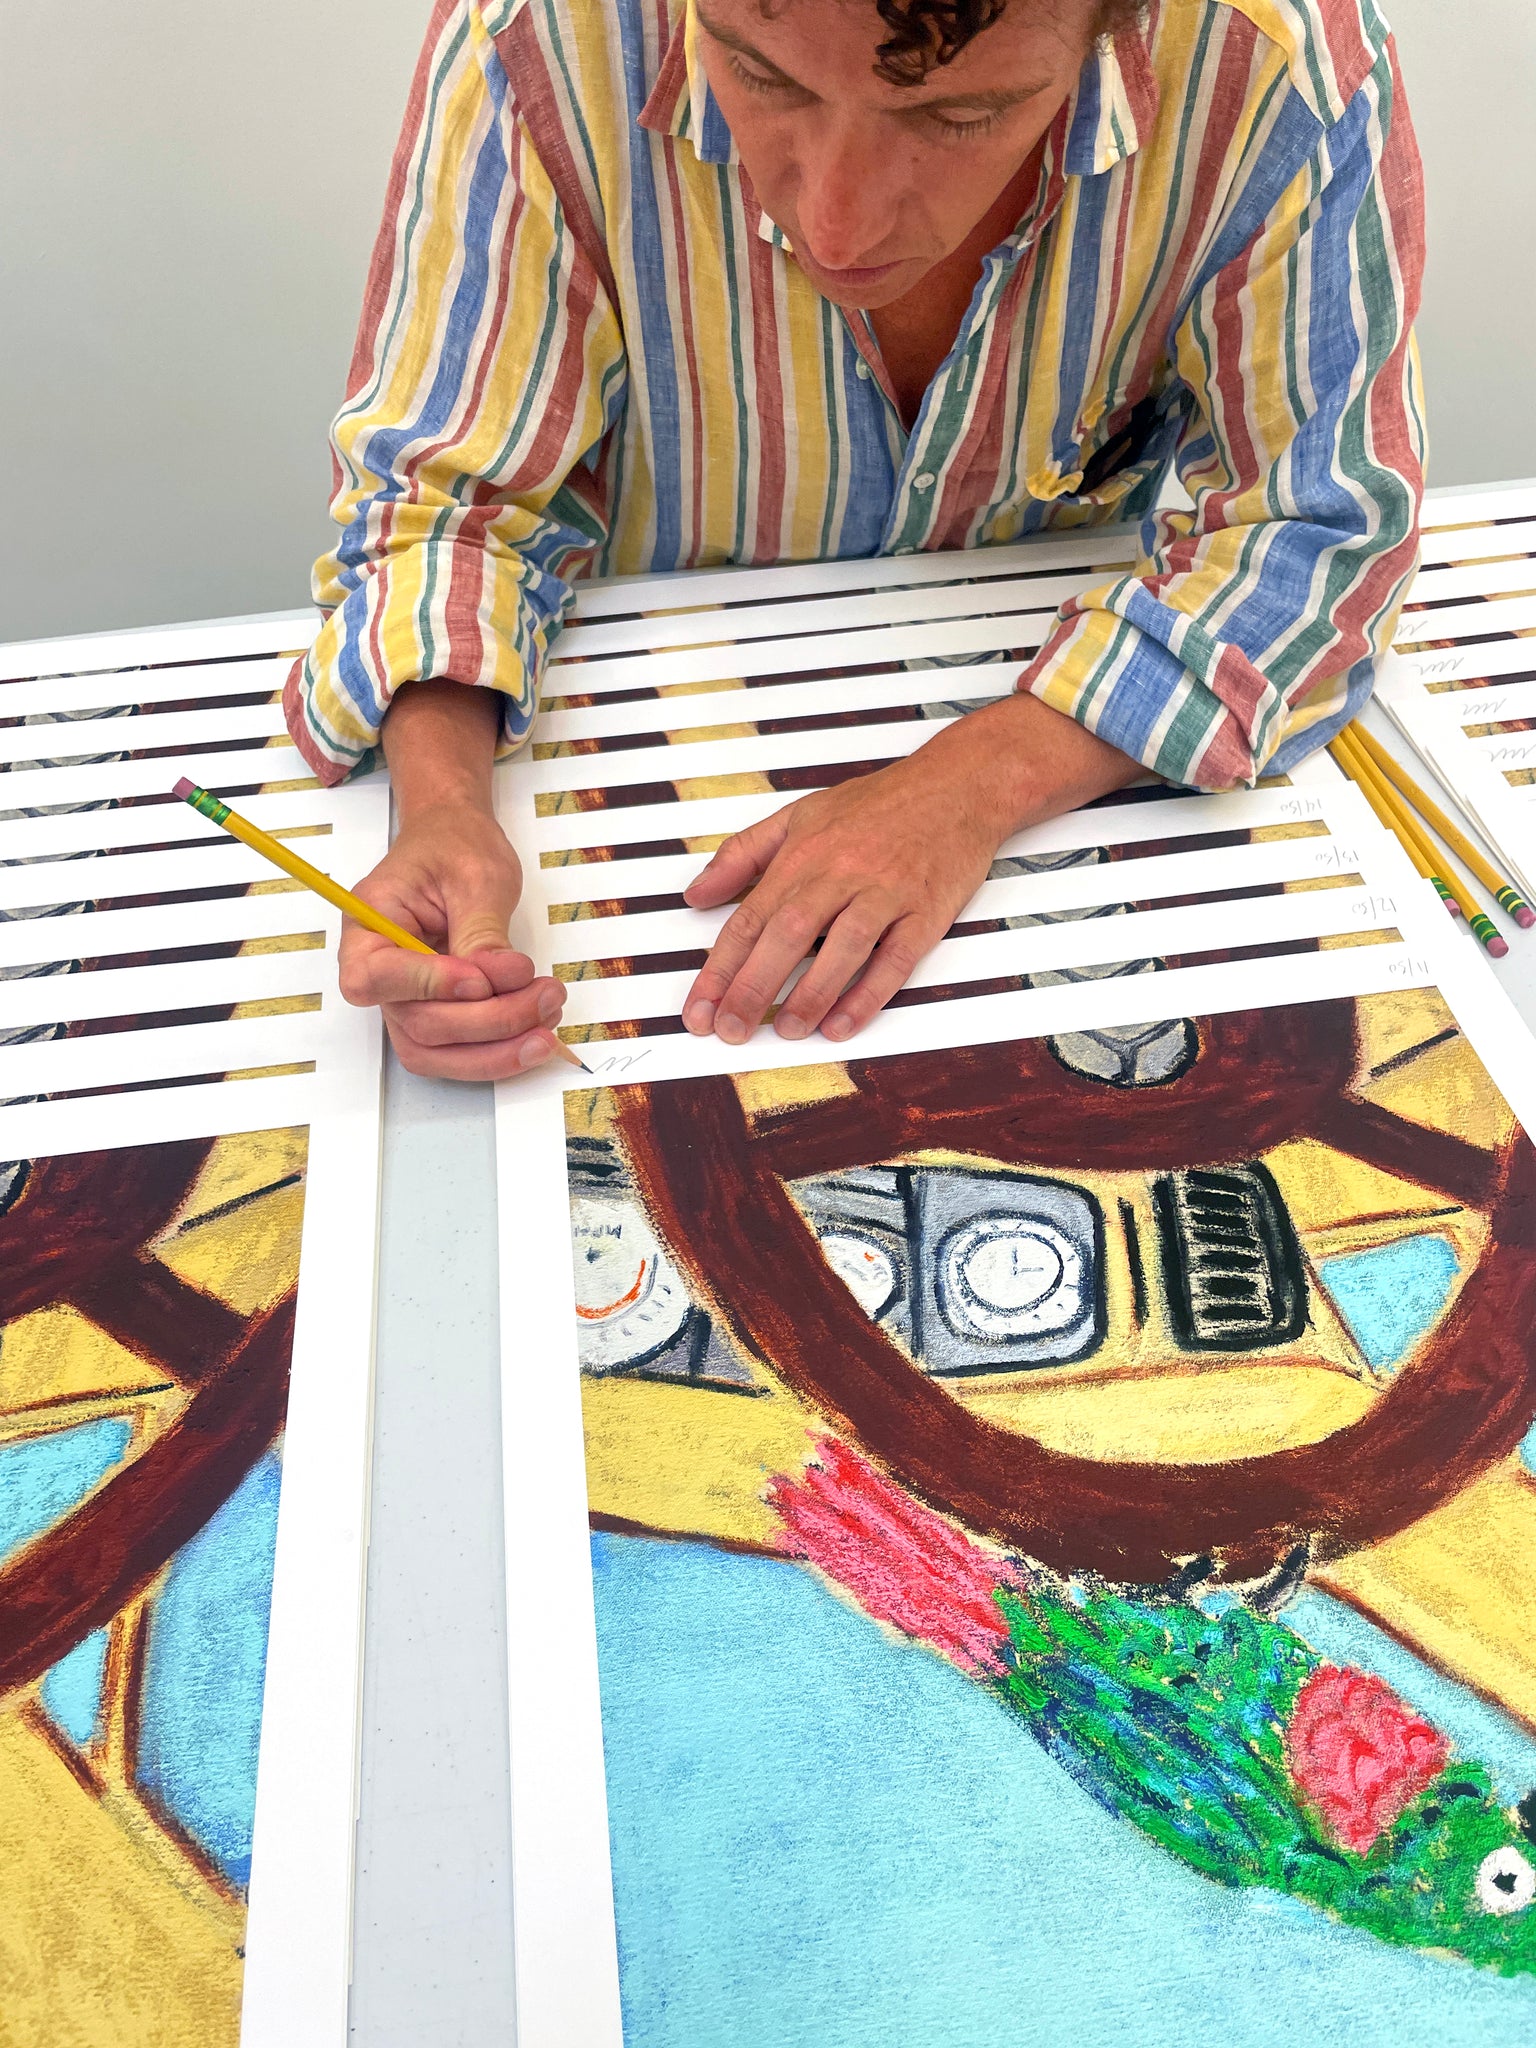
[1285,1664,1449,1854]
[770,1437,1021,1674]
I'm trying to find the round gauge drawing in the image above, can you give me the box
[938,1215,1085,1340]
[571,1194,692,1373]
[818,1231,900,1320]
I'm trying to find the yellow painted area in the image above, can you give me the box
[0,1310,167,1417]
[171,1127,308,1227]
[157,1180,306,1318]
[736,1060,857,1120]
[959,1365,1378,1464]
[1320,1467,1536,1732]
[1265,1136,1451,1233]
[228,994,321,1024]
[0,1710,242,2048]
[236,930,324,956]
[582,1375,818,1548]
[1368,1031,1517,1151]
[1353,986,1458,1072]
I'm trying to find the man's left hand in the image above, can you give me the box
[681,689,1141,1045]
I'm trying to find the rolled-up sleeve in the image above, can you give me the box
[1020,38,1427,791]
[285,0,625,784]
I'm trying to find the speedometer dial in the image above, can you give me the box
[938,1216,1086,1340]
[571,1195,692,1372]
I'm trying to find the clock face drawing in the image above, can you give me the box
[570,1193,693,1374]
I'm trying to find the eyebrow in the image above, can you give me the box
[694,6,1050,112]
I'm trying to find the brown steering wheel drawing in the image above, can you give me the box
[616,996,1536,1586]
[0,1140,294,1698]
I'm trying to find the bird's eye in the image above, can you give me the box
[1476,1846,1536,1915]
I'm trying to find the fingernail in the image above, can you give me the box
[716,1014,749,1046]
[823,1013,853,1042]
[684,999,716,1035]
[538,985,564,1025]
[520,1034,554,1070]
[775,1014,810,1041]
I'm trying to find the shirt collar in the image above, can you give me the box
[637,0,738,165]
[638,3,1159,182]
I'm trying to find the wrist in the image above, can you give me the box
[931,690,1141,840]
[382,678,502,821]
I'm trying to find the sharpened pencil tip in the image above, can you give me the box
[172,777,196,801]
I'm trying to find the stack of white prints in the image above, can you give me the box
[495,534,1536,2047]
[1377,479,1536,901]
[0,610,382,2048]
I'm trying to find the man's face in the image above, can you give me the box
[695,0,1100,309]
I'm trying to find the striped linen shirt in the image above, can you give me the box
[287,0,1426,792]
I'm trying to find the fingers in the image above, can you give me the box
[385,975,564,1049]
[337,925,529,1007]
[683,883,820,1040]
[820,915,933,1041]
[683,812,791,910]
[772,900,901,1040]
[387,1020,567,1083]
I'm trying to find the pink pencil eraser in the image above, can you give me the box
[1517,907,1536,930]
[1488,935,1511,959]
[173,777,196,800]
[1445,900,1462,918]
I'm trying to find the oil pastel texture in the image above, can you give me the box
[0,1127,305,2048]
[566,987,1536,2044]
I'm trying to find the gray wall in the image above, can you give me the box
[0,0,1531,644]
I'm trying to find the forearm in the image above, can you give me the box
[922,690,1144,843]
[381,680,503,821]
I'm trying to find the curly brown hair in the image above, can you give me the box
[873,0,1143,85]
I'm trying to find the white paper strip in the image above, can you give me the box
[1,948,329,1030]
[0,743,309,815]
[0,698,287,767]
[566,526,1139,620]
[537,661,1020,745]
[551,568,1104,663]
[0,611,317,685]
[1418,517,1536,569]
[0,654,289,720]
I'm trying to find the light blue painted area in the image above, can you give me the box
[1318,1233,1461,1371]
[0,1416,133,1562]
[136,1449,283,1892]
[40,1629,111,1748]
[0,1419,132,1752]
[591,1533,1536,2048]
[1520,1417,1536,1481]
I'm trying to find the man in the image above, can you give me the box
[287,0,1425,1079]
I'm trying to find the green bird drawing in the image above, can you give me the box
[771,1436,1536,1976]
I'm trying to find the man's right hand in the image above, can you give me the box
[337,677,568,1080]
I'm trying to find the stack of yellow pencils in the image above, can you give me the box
[1326,723,1535,959]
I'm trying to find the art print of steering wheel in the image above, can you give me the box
[615,998,1536,1586]
[0,1140,294,1698]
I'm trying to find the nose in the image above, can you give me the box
[792,122,902,272]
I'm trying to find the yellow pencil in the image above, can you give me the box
[1347,721,1536,930]
[1328,729,1462,911]
[1330,732,1508,957]
[172,778,592,1073]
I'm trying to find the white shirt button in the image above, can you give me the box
[913,471,935,491]
[855,358,871,380]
